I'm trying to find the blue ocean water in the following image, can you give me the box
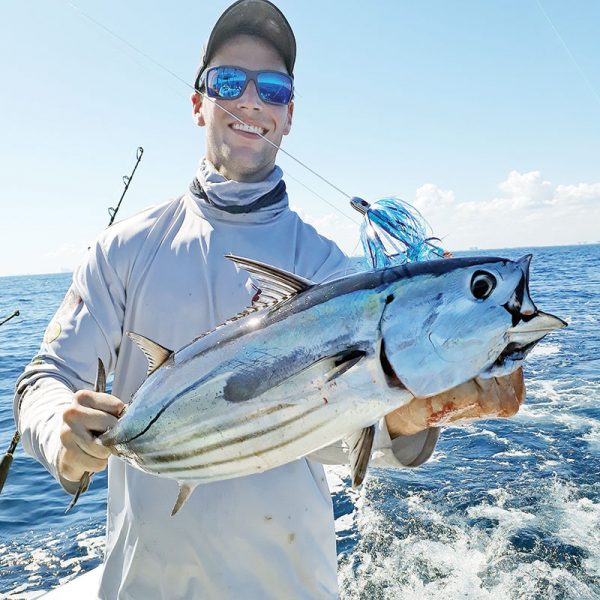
[0,245,598,599]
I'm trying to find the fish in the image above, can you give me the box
[70,254,565,515]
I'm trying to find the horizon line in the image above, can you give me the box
[1,241,598,280]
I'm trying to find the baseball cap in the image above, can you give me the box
[195,0,296,87]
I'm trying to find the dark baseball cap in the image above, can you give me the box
[195,0,296,87]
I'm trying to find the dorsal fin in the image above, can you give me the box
[127,332,173,377]
[176,257,315,349]
[225,255,314,306]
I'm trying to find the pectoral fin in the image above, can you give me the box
[171,483,197,516]
[347,425,375,489]
[224,348,366,403]
[324,350,365,383]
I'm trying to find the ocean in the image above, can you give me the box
[0,244,598,599]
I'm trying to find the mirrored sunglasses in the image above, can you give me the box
[197,66,294,106]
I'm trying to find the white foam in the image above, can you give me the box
[466,504,535,529]
[493,449,531,458]
[337,478,600,599]
[580,427,600,453]
[2,526,105,598]
[325,464,349,492]
[529,342,561,358]
[335,513,355,533]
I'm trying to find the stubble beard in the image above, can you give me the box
[209,138,277,183]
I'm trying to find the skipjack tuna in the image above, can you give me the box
[76,254,565,515]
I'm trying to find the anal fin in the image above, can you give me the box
[65,472,91,513]
[171,483,197,516]
[347,425,375,489]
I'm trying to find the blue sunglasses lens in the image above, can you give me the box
[206,67,292,105]
[256,72,293,105]
[207,67,246,99]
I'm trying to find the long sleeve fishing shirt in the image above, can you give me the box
[14,162,439,600]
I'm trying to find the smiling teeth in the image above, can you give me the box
[232,123,265,135]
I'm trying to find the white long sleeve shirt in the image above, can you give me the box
[15,178,438,599]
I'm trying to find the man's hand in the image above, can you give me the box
[58,390,125,483]
[385,368,525,439]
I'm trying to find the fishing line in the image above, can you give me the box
[64,1,359,221]
[282,170,360,225]
[535,0,600,108]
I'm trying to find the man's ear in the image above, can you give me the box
[283,99,294,136]
[191,91,206,127]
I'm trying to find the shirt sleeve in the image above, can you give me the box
[13,238,126,493]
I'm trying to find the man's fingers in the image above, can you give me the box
[472,367,525,418]
[60,421,112,459]
[494,367,525,417]
[74,390,126,417]
[63,404,119,438]
[73,426,112,460]
[63,446,107,474]
[58,445,107,482]
[57,389,124,483]
[510,367,526,405]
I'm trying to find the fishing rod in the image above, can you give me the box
[0,432,20,494]
[0,310,21,493]
[108,147,144,226]
[0,310,19,327]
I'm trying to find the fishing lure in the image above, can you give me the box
[350,197,446,269]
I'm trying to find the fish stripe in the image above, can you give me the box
[154,407,331,475]
[140,402,324,466]
[135,402,296,452]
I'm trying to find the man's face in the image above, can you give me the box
[192,34,294,183]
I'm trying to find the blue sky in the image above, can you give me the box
[1,0,599,276]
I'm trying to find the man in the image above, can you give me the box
[14,1,524,598]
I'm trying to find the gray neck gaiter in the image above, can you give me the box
[191,158,287,214]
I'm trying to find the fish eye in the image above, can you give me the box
[470,270,497,300]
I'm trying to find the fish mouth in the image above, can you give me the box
[490,340,539,370]
[485,310,567,377]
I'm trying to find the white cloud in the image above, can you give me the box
[414,183,455,213]
[497,170,554,208]
[411,171,600,250]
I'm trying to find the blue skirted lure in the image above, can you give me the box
[350,197,446,269]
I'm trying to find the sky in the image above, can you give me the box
[0,0,599,276]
